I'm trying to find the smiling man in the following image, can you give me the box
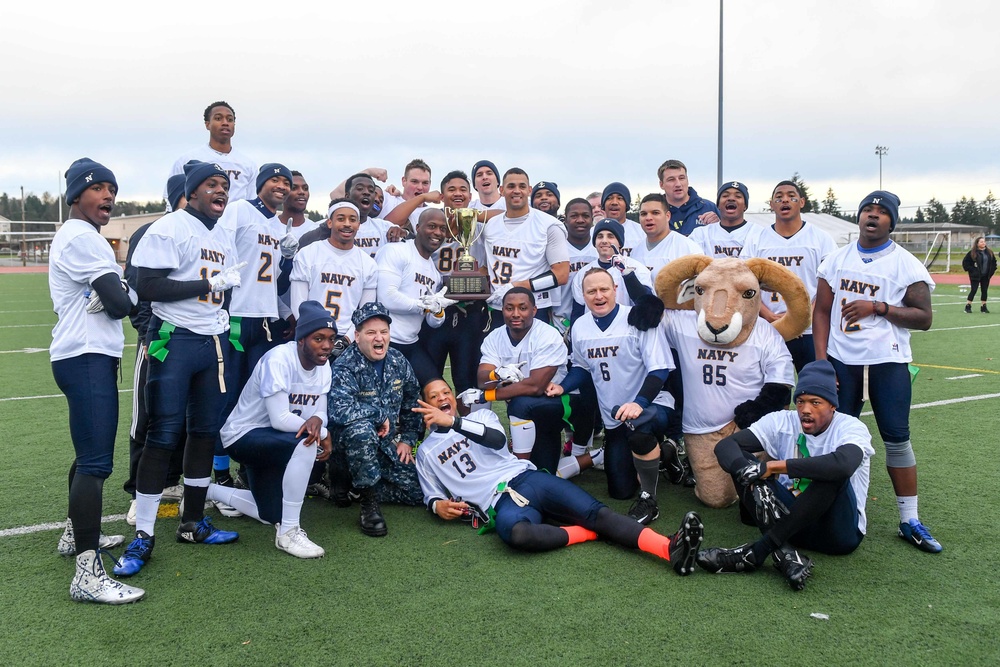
[629,193,703,280]
[813,191,942,554]
[413,378,703,575]
[327,302,424,536]
[531,181,561,218]
[289,199,378,341]
[375,208,455,385]
[470,159,505,212]
[279,171,320,241]
[117,160,244,579]
[483,168,570,323]
[167,101,257,209]
[698,360,875,591]
[598,182,644,256]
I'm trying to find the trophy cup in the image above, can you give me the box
[441,207,491,300]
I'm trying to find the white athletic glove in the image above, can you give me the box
[610,252,632,275]
[485,283,513,309]
[279,219,299,259]
[209,261,248,292]
[420,287,459,313]
[457,388,486,407]
[493,361,526,385]
[85,290,105,314]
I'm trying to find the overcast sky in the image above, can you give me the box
[2,0,997,216]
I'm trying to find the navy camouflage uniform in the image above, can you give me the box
[328,344,423,505]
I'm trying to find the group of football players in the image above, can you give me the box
[50,100,941,604]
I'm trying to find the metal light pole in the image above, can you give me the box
[717,0,724,191]
[875,145,888,189]
[20,185,26,267]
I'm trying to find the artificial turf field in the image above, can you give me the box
[1,272,997,666]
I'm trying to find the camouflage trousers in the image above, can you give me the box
[330,421,422,506]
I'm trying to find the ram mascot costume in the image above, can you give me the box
[650,256,810,508]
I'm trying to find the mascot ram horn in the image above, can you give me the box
[652,255,811,509]
[655,255,811,345]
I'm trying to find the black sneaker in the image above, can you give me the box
[965,303,972,313]
[982,304,990,314]
[680,457,696,487]
[659,439,686,485]
[627,491,660,525]
[306,482,331,500]
[359,488,387,537]
[772,546,813,591]
[668,511,704,576]
[696,543,758,574]
[176,516,239,545]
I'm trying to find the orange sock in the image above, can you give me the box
[562,525,598,546]
[637,527,672,561]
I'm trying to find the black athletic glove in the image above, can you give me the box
[753,483,790,530]
[627,293,665,331]
[733,382,792,428]
[735,460,767,486]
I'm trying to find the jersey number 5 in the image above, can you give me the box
[325,291,342,321]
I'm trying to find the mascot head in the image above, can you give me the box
[655,255,811,347]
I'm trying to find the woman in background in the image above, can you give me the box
[962,236,996,313]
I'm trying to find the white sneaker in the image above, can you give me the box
[70,549,145,604]
[57,520,125,556]
[126,500,137,527]
[161,484,184,502]
[590,447,606,471]
[275,525,325,559]
[213,500,244,518]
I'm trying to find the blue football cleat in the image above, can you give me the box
[112,531,155,577]
[176,516,239,545]
[898,519,943,553]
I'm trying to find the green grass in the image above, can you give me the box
[1,274,998,666]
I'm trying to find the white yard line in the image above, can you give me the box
[859,392,1000,416]
[945,374,983,380]
[0,389,132,402]
[912,323,1000,333]
[0,515,126,538]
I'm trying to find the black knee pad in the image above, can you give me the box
[628,431,658,456]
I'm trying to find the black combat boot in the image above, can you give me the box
[359,487,387,537]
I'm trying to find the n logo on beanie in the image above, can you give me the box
[85,174,94,182]
[274,168,281,174]
[873,197,881,204]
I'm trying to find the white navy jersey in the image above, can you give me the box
[689,220,766,259]
[481,320,569,385]
[746,223,836,335]
[818,243,934,365]
[290,241,378,339]
[483,208,569,309]
[166,145,257,209]
[571,305,675,429]
[132,209,238,336]
[219,198,282,318]
[749,410,875,533]
[356,217,396,258]
[416,409,532,513]
[470,198,505,212]
[220,341,332,447]
[619,219,645,257]
[554,242,599,322]
[630,231,705,280]
[571,257,652,310]
[285,217,321,241]
[661,310,795,434]
[375,241,443,344]
[48,218,126,362]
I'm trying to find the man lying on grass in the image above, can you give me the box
[696,360,875,590]
[412,379,703,575]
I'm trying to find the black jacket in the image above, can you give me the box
[963,249,997,282]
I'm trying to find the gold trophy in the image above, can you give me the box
[442,207,491,299]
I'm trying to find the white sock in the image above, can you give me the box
[135,492,161,535]
[184,475,210,488]
[510,416,535,456]
[207,484,265,523]
[571,443,587,457]
[590,447,605,468]
[557,456,581,479]
[897,495,918,523]
[279,442,315,533]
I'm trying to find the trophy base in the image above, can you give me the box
[443,274,491,301]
